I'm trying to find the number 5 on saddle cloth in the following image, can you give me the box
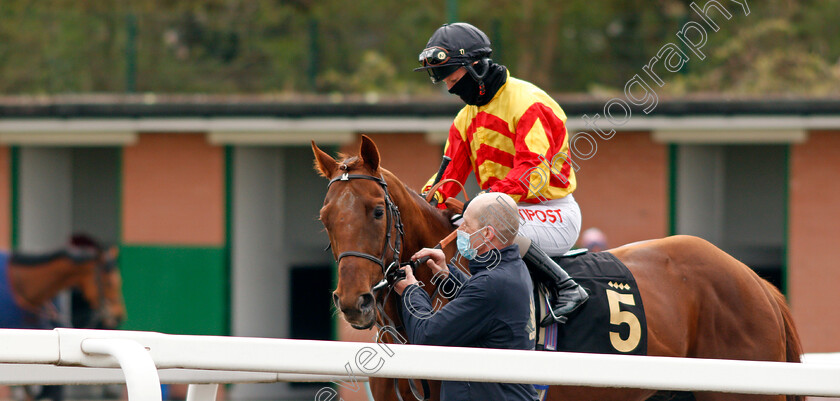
[532,249,648,400]
[534,249,648,354]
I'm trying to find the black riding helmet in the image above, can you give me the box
[414,23,492,84]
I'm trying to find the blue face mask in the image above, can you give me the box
[456,229,479,260]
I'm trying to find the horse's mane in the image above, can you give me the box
[326,154,456,229]
[379,167,455,231]
[335,153,360,169]
[11,233,102,267]
[10,250,70,266]
[69,233,103,252]
[312,154,362,178]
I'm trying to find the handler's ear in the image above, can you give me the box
[476,225,495,245]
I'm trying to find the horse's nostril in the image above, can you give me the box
[358,293,375,312]
[332,292,341,310]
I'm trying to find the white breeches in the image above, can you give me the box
[516,194,582,257]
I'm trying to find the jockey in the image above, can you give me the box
[416,22,588,326]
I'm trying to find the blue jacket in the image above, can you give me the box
[400,244,539,401]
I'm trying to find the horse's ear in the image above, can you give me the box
[106,246,119,260]
[359,135,380,172]
[312,140,339,178]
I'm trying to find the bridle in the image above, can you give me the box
[79,251,119,329]
[327,171,406,293]
[325,171,431,401]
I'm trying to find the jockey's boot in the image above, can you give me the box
[522,242,589,326]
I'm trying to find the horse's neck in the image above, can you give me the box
[8,259,85,307]
[376,171,455,339]
[385,174,453,260]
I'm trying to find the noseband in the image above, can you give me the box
[327,172,405,292]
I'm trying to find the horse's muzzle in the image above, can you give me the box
[333,292,376,329]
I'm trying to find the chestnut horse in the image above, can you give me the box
[1,235,126,330]
[313,135,803,401]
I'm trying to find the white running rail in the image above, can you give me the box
[0,328,838,401]
[80,338,161,401]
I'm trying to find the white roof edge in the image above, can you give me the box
[0,116,836,146]
[0,116,838,133]
[565,115,840,132]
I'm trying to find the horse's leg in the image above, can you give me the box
[428,380,441,401]
[647,392,695,401]
[369,377,396,401]
[369,378,441,401]
[693,392,785,401]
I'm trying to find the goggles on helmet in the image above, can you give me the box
[417,46,464,84]
[419,47,451,66]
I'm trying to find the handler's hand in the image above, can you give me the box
[412,248,448,276]
[394,266,418,296]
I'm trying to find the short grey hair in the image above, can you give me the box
[471,192,521,246]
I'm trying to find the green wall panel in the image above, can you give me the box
[120,245,227,335]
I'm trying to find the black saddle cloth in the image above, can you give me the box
[536,250,648,355]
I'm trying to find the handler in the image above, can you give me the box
[394,192,539,401]
[416,22,587,325]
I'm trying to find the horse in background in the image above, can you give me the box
[0,233,125,330]
[313,135,803,401]
[0,233,126,401]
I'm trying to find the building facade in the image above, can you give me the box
[0,97,838,399]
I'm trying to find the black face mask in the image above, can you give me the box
[448,62,507,106]
[448,73,482,105]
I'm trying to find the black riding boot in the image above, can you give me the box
[522,243,589,326]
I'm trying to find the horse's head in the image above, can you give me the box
[69,235,126,329]
[312,135,402,329]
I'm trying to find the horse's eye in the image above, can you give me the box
[374,207,385,219]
